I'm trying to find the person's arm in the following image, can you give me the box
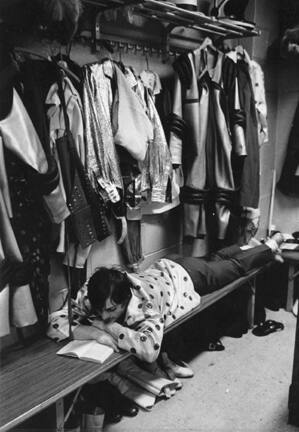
[73,323,119,352]
[92,314,164,363]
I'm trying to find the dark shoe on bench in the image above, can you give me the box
[252,320,284,337]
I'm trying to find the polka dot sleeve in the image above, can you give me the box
[109,314,165,363]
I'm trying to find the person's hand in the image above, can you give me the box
[92,319,106,331]
[95,329,119,352]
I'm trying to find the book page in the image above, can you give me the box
[83,341,114,363]
[57,340,91,357]
[57,340,113,364]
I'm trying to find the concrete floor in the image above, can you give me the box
[106,308,299,432]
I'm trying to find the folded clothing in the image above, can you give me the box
[116,357,181,398]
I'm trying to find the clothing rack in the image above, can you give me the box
[89,36,181,57]
[81,0,260,40]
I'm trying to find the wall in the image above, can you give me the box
[251,0,280,238]
[273,63,299,232]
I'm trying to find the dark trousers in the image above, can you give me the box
[167,244,273,295]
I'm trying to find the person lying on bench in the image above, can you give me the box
[48,233,284,363]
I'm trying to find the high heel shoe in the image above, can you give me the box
[161,352,194,378]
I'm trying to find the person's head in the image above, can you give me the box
[87,267,132,324]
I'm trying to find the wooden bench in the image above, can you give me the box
[0,266,265,432]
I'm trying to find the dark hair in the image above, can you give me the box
[87,267,132,312]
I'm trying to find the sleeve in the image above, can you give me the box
[169,73,184,166]
[223,57,247,157]
[252,62,268,145]
[47,285,91,342]
[109,305,165,363]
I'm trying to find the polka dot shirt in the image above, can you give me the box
[112,259,200,362]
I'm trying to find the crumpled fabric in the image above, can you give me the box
[116,357,181,398]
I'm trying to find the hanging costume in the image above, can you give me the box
[234,54,260,209]
[171,43,246,241]
[0,89,61,335]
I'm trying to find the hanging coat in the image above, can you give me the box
[236,58,260,208]
[171,46,245,240]
[0,137,37,336]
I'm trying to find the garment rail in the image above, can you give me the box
[78,34,181,58]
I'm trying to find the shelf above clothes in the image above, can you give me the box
[81,0,260,39]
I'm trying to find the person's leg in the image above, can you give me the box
[167,244,275,296]
[207,245,244,261]
[166,253,243,295]
[230,244,274,273]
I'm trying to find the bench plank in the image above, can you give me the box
[0,266,264,432]
[0,340,130,432]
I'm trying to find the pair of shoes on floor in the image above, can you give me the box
[252,319,284,337]
[105,402,139,424]
[160,352,194,378]
[82,381,139,425]
[104,391,139,422]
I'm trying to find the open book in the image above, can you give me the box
[57,340,114,364]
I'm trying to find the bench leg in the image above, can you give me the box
[287,264,295,312]
[55,398,64,432]
[247,278,256,329]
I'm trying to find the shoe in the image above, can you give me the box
[161,352,194,378]
[205,339,225,351]
[252,320,284,337]
[117,395,139,417]
[270,231,285,248]
[265,232,285,263]
[104,411,122,424]
[140,359,183,390]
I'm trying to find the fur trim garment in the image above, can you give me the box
[280,25,299,58]
[35,0,83,44]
